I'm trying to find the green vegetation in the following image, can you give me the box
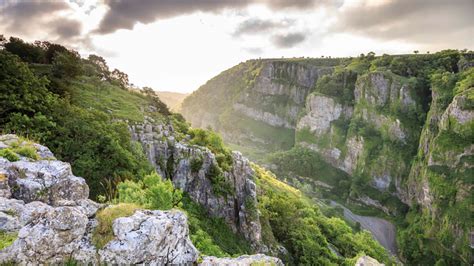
[92,203,142,249]
[182,49,473,264]
[0,37,174,199]
[313,69,358,105]
[114,171,251,257]
[254,165,394,265]
[219,111,295,154]
[206,163,233,196]
[3,35,472,264]
[0,231,17,250]
[181,196,252,257]
[268,146,352,199]
[0,149,19,162]
[188,128,233,171]
[117,172,183,210]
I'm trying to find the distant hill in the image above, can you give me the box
[156,91,189,112]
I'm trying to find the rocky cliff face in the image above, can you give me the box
[181,53,473,263]
[0,134,284,265]
[129,117,263,250]
[182,59,338,152]
[296,71,424,215]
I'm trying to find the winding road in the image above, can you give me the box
[329,201,398,256]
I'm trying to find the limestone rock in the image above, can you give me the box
[233,103,292,128]
[0,136,89,206]
[130,121,263,249]
[0,201,90,264]
[200,254,284,266]
[355,255,384,266]
[297,94,352,135]
[0,135,210,265]
[99,210,198,265]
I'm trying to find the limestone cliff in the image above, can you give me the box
[182,59,338,152]
[180,52,474,263]
[129,117,263,249]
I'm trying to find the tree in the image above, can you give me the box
[52,51,83,79]
[4,37,45,63]
[34,41,69,63]
[414,50,419,54]
[0,50,54,124]
[143,87,171,115]
[111,68,129,89]
[88,54,110,80]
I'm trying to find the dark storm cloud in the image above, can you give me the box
[272,32,306,48]
[334,0,474,48]
[97,0,326,34]
[233,18,294,36]
[50,19,83,39]
[0,0,70,34]
[0,0,82,40]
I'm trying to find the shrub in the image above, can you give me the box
[188,128,233,171]
[190,157,203,173]
[117,172,182,210]
[92,203,141,249]
[206,163,233,197]
[0,149,20,162]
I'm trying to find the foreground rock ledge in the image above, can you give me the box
[0,134,280,265]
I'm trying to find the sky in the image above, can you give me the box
[1,0,473,93]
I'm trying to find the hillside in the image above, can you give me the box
[0,37,392,265]
[182,51,474,264]
[156,91,189,112]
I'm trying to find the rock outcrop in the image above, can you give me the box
[1,134,272,265]
[200,254,284,266]
[130,118,263,249]
[99,210,198,265]
[182,59,336,151]
[355,255,384,266]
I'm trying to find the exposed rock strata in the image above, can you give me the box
[129,118,263,249]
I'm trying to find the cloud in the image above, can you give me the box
[0,0,83,41]
[272,32,306,48]
[50,19,83,39]
[233,18,294,36]
[333,0,474,48]
[96,0,326,34]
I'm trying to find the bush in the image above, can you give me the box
[188,128,233,171]
[190,157,203,173]
[206,163,233,197]
[117,172,182,210]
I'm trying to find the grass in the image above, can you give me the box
[0,149,19,162]
[13,146,39,160]
[0,231,17,250]
[0,137,40,161]
[91,203,141,249]
[71,76,151,123]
